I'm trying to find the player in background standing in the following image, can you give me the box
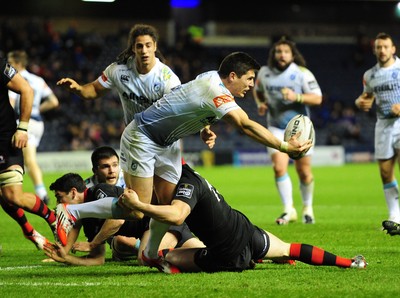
[354,33,400,235]
[0,57,55,250]
[8,50,60,205]
[56,23,181,127]
[56,24,214,162]
[253,37,322,225]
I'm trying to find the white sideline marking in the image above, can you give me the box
[0,265,43,271]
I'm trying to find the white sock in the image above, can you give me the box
[384,181,400,222]
[300,180,314,209]
[67,197,116,219]
[276,173,293,213]
[144,218,170,259]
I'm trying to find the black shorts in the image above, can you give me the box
[167,222,195,247]
[193,227,270,273]
[0,134,24,172]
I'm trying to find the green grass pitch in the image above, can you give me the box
[1,163,400,297]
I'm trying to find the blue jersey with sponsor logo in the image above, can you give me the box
[254,63,321,129]
[363,56,400,119]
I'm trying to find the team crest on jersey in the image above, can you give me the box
[4,63,16,79]
[290,74,296,80]
[213,95,234,108]
[154,83,161,92]
[121,75,129,82]
[392,71,398,80]
[176,183,194,199]
[95,189,108,200]
[131,162,138,171]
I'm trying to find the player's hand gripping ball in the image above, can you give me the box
[284,114,315,160]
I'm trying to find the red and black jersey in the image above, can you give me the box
[173,164,256,261]
[0,58,18,134]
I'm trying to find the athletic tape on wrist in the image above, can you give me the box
[17,121,29,131]
[280,141,289,153]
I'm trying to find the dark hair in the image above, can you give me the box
[91,146,119,169]
[50,173,86,193]
[218,52,260,79]
[268,37,306,68]
[375,32,396,46]
[116,23,165,64]
[7,50,28,68]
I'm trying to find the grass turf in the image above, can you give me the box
[1,163,400,297]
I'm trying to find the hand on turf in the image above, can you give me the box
[43,242,67,263]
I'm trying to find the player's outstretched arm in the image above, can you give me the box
[222,109,311,156]
[57,78,108,100]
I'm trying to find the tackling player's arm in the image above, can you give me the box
[119,189,191,226]
[56,78,109,100]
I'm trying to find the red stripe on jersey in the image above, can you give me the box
[101,73,108,82]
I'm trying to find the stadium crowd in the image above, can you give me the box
[0,17,377,154]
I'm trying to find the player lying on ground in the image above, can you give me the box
[44,173,204,265]
[53,163,367,273]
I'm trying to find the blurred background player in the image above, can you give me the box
[354,33,400,233]
[8,50,60,205]
[0,56,55,250]
[253,37,322,225]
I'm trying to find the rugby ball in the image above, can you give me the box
[283,114,315,159]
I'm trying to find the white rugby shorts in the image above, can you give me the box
[27,119,44,148]
[374,118,400,160]
[120,120,182,184]
[267,126,314,157]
